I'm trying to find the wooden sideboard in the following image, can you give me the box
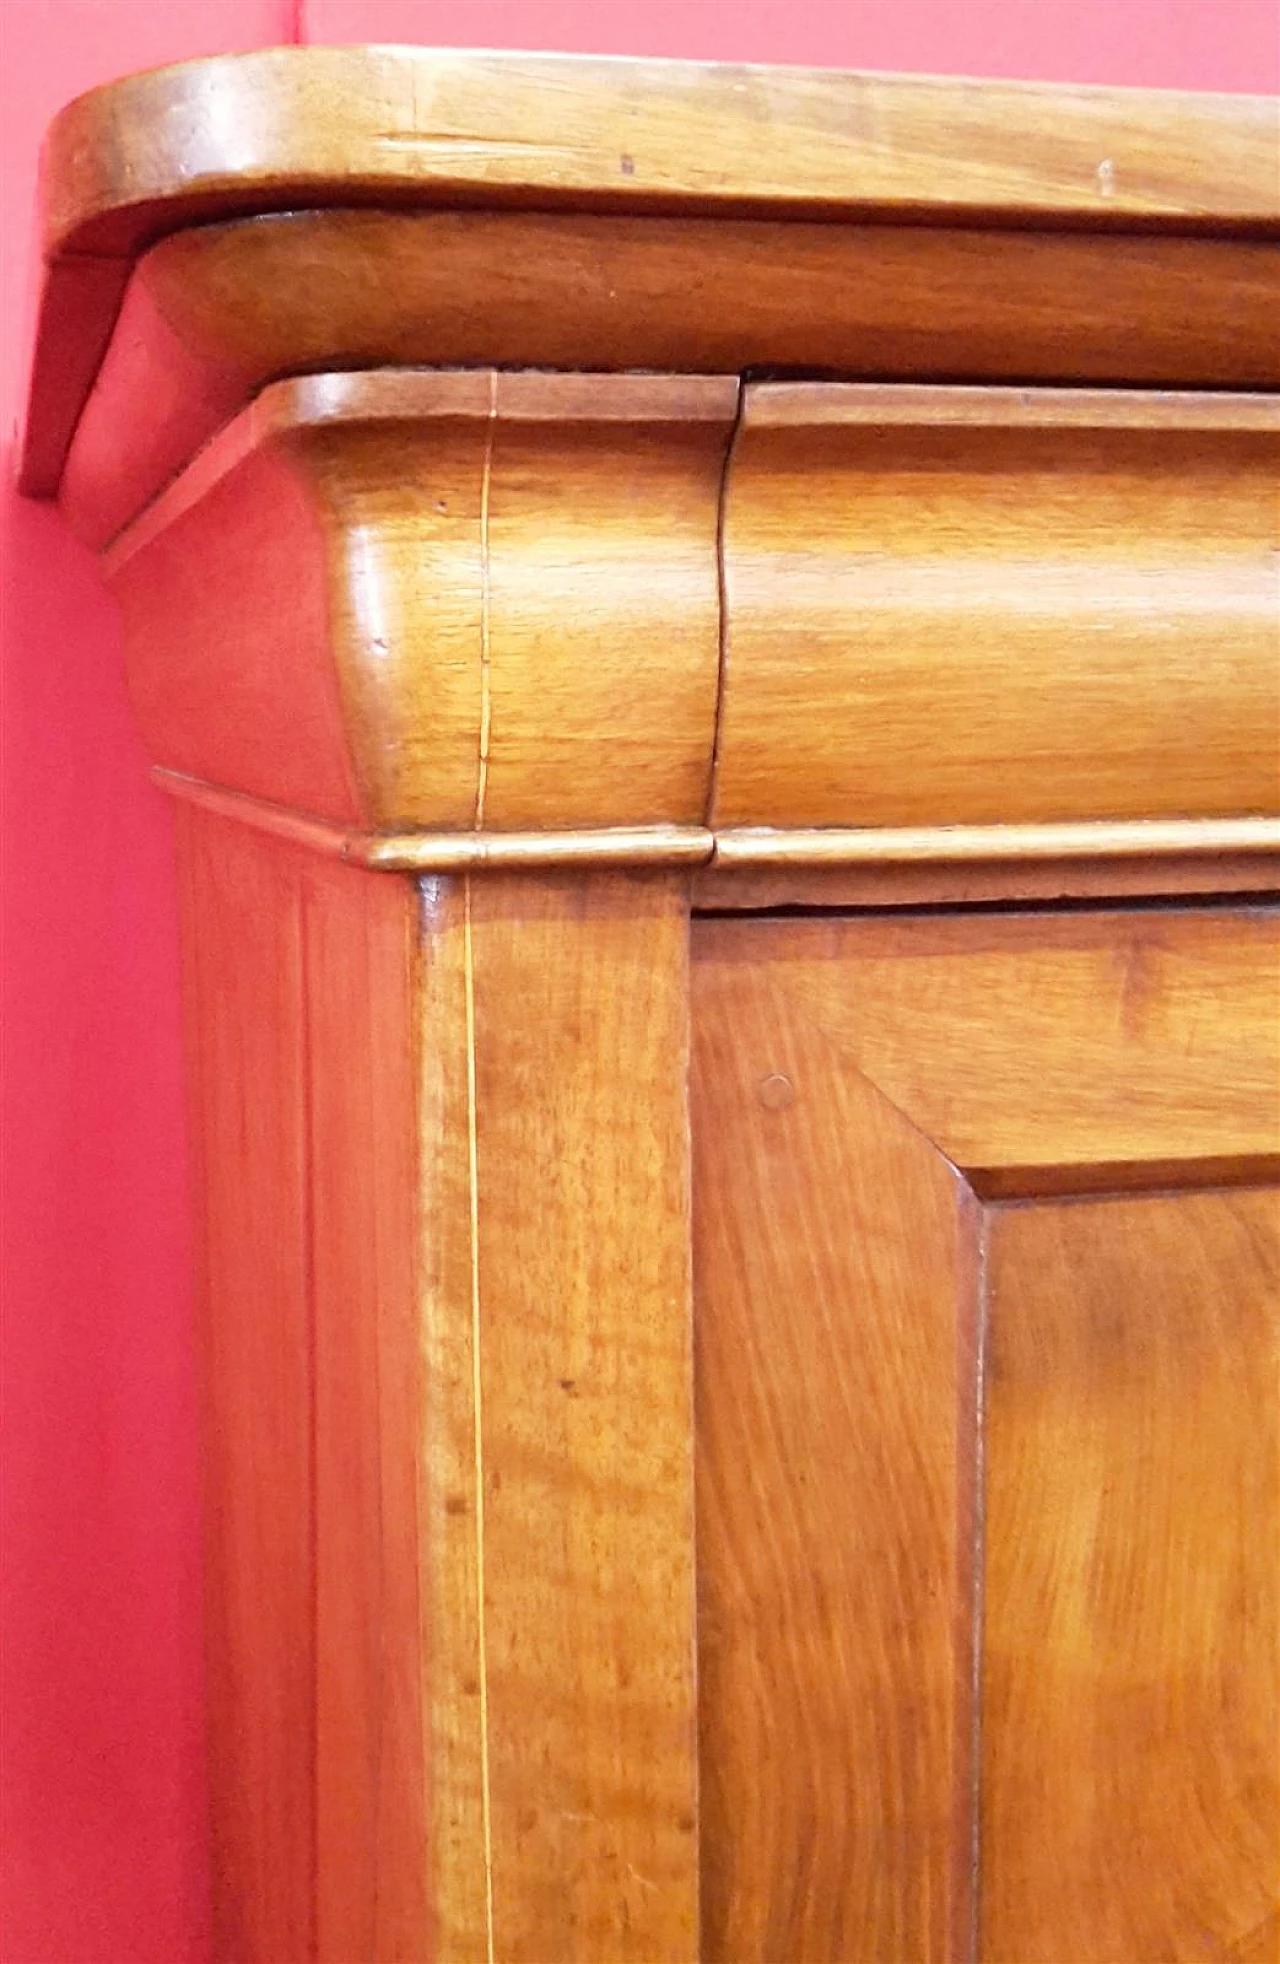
[23,49,1280,1964]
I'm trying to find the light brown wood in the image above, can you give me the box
[983,1190,1280,1963]
[24,48,1279,514]
[179,813,440,1961]
[20,51,1280,1962]
[693,951,977,1963]
[154,771,716,869]
[692,855,1280,909]
[750,383,1280,431]
[107,370,735,835]
[457,871,698,1962]
[717,383,1280,832]
[99,369,1280,884]
[154,769,1280,896]
[412,867,700,1963]
[53,214,1278,545]
[303,846,429,1964]
[41,47,1280,259]
[705,906,1280,1182]
[176,807,319,1964]
[693,903,1280,1961]
[711,818,1280,863]
[175,806,698,1962]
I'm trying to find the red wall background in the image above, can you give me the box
[2,3,1275,1959]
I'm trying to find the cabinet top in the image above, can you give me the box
[38,45,1280,252]
[22,46,1280,507]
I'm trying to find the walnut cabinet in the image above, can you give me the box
[22,49,1280,1963]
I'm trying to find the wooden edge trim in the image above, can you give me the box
[969,1152,1280,1200]
[688,855,1280,910]
[101,368,1273,574]
[103,368,742,570]
[742,382,1280,430]
[712,821,1280,863]
[151,771,715,868]
[153,775,1280,875]
[288,368,743,428]
[42,50,1280,263]
[22,46,1280,501]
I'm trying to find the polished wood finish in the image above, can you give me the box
[700,906,1280,1185]
[154,773,715,871]
[176,806,698,1963]
[21,48,1280,1964]
[97,368,1280,890]
[107,370,735,834]
[179,811,433,1961]
[718,383,1280,831]
[177,809,322,1963]
[693,959,974,1962]
[42,47,1280,258]
[55,213,1279,546]
[693,905,1280,1961]
[23,48,1279,515]
[692,855,1280,909]
[459,871,698,1963]
[983,1191,1279,1963]
[303,844,429,1964]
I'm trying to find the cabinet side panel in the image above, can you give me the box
[174,805,316,1964]
[691,932,976,1963]
[982,1189,1280,1963]
[304,857,429,1964]
[115,450,366,825]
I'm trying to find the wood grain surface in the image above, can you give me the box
[693,949,976,1963]
[31,49,1280,1963]
[24,47,1279,507]
[692,903,1279,1960]
[175,808,320,1964]
[717,384,1280,832]
[40,47,1280,259]
[175,810,699,1961]
[179,814,442,1962]
[54,213,1279,540]
[698,906,1280,1185]
[107,370,734,835]
[983,1190,1280,1963]
[304,848,428,1963]
[456,871,698,1962]
[104,369,1280,883]
[693,851,1280,909]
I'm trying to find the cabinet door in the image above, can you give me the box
[692,905,1279,1963]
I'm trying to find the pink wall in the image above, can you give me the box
[3,3,1275,1959]
[307,0,1280,87]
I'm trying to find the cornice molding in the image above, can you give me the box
[22,48,1280,512]
[153,770,1280,878]
[92,369,1280,878]
[21,51,1280,889]
[40,47,1280,263]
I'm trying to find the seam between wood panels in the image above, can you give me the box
[475,372,498,832]
[412,882,435,1943]
[704,380,746,829]
[462,873,496,1964]
[969,1204,990,1964]
[298,875,320,1964]
[368,884,389,1949]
